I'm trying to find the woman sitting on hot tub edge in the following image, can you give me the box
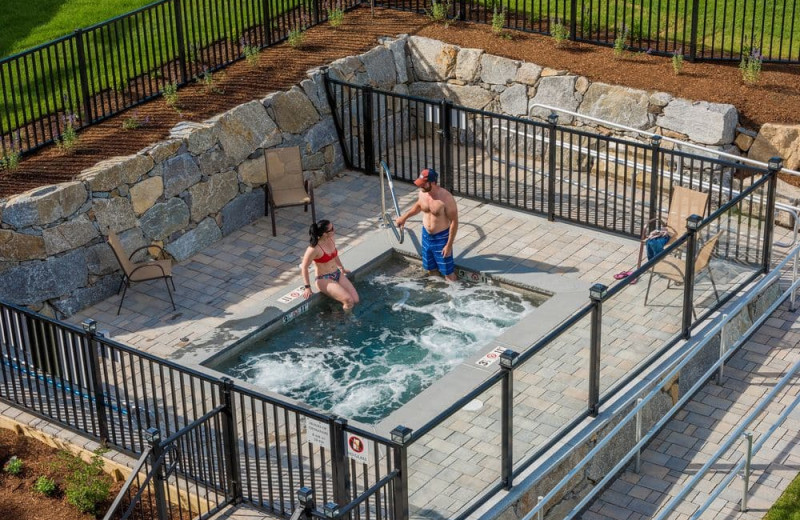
[301,219,360,311]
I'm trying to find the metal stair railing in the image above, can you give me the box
[379,160,404,244]
[520,236,800,520]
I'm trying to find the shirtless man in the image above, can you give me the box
[396,168,459,281]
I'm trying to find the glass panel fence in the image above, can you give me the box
[513,308,592,469]
[407,382,502,519]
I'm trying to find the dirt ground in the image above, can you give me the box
[0,427,118,520]
[2,6,798,198]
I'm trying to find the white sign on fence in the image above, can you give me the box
[306,418,330,450]
[346,433,369,464]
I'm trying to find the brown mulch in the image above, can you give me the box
[0,427,119,520]
[2,6,799,198]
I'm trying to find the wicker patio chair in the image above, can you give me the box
[263,146,316,236]
[107,231,175,315]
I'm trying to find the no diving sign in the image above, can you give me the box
[346,433,369,464]
[476,346,506,367]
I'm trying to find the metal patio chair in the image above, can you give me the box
[107,231,176,315]
[263,145,316,236]
[644,231,722,318]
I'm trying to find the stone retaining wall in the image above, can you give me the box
[0,34,794,317]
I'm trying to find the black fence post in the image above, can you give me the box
[297,487,315,519]
[312,0,321,25]
[329,417,350,506]
[390,426,412,520]
[547,113,559,222]
[648,135,662,231]
[363,85,375,175]
[172,0,188,85]
[441,99,453,191]
[321,69,353,169]
[588,284,606,417]
[262,0,273,45]
[459,0,466,20]
[81,319,109,445]
[219,377,242,505]
[682,214,702,338]
[688,0,700,61]
[569,0,577,40]
[73,29,93,127]
[146,427,169,520]
[763,157,782,273]
[500,350,518,490]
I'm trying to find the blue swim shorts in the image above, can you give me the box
[421,228,455,276]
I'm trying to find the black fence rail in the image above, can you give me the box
[325,74,781,517]
[375,0,800,62]
[0,307,401,520]
[0,0,359,158]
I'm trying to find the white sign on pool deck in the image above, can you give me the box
[476,346,507,367]
[306,418,330,450]
[347,433,369,464]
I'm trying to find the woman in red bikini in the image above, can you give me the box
[300,219,360,311]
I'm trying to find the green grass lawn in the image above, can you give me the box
[0,0,156,58]
[765,471,800,520]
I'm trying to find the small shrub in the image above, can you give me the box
[740,47,763,84]
[613,25,629,57]
[33,475,58,497]
[1,134,21,172]
[491,8,506,35]
[161,81,179,110]
[327,6,344,28]
[427,0,451,27]
[242,42,260,68]
[288,28,305,48]
[56,113,79,155]
[551,19,570,47]
[3,456,23,475]
[122,110,151,130]
[61,450,111,515]
[200,70,225,94]
[671,49,684,75]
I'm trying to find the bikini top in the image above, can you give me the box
[314,244,338,264]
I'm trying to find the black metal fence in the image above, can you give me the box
[376,0,800,62]
[0,0,359,157]
[0,309,400,520]
[325,74,781,517]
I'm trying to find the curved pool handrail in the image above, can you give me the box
[380,161,404,244]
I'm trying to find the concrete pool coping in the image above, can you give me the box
[175,222,590,437]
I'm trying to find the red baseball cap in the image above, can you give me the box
[414,168,438,187]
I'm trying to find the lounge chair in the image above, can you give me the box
[107,231,176,315]
[263,146,316,236]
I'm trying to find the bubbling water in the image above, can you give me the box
[226,264,539,423]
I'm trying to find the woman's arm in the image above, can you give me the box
[300,246,316,299]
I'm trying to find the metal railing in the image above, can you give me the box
[374,0,800,63]
[379,161,405,243]
[324,74,784,518]
[520,233,800,519]
[0,305,402,520]
[0,0,360,157]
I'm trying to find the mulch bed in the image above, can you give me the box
[2,6,798,198]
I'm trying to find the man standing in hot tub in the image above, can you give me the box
[396,168,459,281]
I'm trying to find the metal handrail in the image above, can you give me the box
[379,161,404,244]
[490,123,800,247]
[527,103,800,178]
[521,237,800,520]
[654,357,800,519]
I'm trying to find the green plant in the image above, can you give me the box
[671,49,684,74]
[551,19,570,47]
[200,70,225,94]
[288,28,305,49]
[122,110,151,130]
[427,0,451,27]
[61,450,111,515]
[33,475,58,496]
[740,47,763,84]
[161,81,179,110]
[1,134,21,172]
[3,455,23,475]
[491,8,506,35]
[56,113,79,155]
[241,38,260,68]
[327,6,344,28]
[613,25,629,57]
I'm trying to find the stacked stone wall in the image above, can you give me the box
[1,34,794,316]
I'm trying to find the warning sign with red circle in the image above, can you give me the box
[346,433,369,464]
[476,346,506,367]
